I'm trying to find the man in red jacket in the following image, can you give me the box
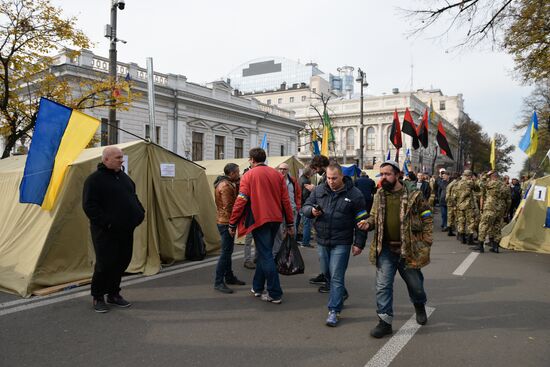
[229,148,294,304]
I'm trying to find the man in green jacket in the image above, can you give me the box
[357,160,433,338]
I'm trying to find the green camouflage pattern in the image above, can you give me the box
[366,181,433,269]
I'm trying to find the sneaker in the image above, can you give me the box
[251,288,262,297]
[414,303,428,325]
[318,284,330,293]
[260,293,282,304]
[309,273,327,285]
[326,310,339,327]
[225,277,246,286]
[370,319,393,338]
[93,297,109,313]
[106,294,131,308]
[214,283,234,294]
[243,260,256,269]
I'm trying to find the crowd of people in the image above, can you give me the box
[83,145,518,338]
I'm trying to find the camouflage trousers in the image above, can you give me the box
[447,206,456,229]
[456,209,477,235]
[478,209,503,242]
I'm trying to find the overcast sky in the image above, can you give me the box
[52,0,534,176]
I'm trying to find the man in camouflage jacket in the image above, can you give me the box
[474,171,511,253]
[357,161,433,338]
[454,170,478,245]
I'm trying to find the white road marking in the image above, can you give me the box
[452,252,480,276]
[365,307,436,367]
[0,251,244,317]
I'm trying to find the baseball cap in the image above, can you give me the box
[380,160,400,172]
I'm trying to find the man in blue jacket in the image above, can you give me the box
[302,163,368,327]
[355,171,377,214]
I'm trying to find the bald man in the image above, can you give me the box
[83,146,145,313]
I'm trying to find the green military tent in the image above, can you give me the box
[500,175,550,254]
[0,141,220,297]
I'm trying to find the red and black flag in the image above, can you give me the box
[436,121,454,160]
[416,108,429,148]
[389,109,402,162]
[389,109,402,150]
[402,107,419,149]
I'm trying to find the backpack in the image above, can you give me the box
[185,217,206,261]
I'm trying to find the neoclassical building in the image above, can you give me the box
[1,50,304,160]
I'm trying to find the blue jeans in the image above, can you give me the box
[252,222,282,299]
[375,246,427,324]
[301,216,312,245]
[214,224,235,286]
[318,244,351,313]
[440,205,448,229]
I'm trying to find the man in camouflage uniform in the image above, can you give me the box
[356,160,433,338]
[455,170,478,245]
[473,171,511,253]
[445,174,458,237]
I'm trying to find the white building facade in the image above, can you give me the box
[34,50,304,161]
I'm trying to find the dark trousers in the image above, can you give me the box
[90,226,134,299]
[252,222,283,299]
[215,224,235,285]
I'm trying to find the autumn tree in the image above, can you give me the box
[493,133,516,172]
[404,0,549,84]
[0,0,134,158]
[458,117,491,172]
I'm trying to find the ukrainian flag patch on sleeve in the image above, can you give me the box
[421,210,432,218]
[355,210,368,220]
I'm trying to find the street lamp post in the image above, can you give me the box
[106,0,126,145]
[356,68,368,169]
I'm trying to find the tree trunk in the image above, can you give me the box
[1,134,16,159]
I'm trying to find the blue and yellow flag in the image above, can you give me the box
[19,98,100,210]
[311,129,320,155]
[519,111,538,157]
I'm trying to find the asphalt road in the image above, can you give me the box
[1,214,549,367]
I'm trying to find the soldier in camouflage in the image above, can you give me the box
[473,171,511,253]
[454,170,478,245]
[445,174,458,237]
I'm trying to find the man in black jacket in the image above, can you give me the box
[355,171,376,214]
[83,146,145,313]
[302,163,367,327]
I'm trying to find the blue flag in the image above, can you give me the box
[260,133,268,151]
[386,150,391,161]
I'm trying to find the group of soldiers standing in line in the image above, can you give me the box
[442,169,525,253]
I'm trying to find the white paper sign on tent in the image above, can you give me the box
[160,163,176,177]
[532,185,547,201]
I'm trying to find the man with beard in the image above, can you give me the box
[357,160,433,338]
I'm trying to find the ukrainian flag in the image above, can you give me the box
[519,111,538,157]
[19,98,100,210]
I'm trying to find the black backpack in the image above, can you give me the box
[185,217,206,261]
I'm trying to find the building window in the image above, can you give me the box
[266,99,271,105]
[192,132,203,161]
[101,118,119,146]
[277,98,283,104]
[280,144,285,156]
[289,96,294,103]
[366,127,375,150]
[346,128,355,150]
[145,125,161,144]
[301,95,306,102]
[215,135,225,159]
[235,138,243,158]
[439,101,446,110]
[155,126,161,144]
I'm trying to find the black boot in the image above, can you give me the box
[471,242,484,253]
[447,227,455,236]
[461,233,467,244]
[414,303,428,325]
[489,240,500,253]
[370,318,393,338]
[467,234,474,245]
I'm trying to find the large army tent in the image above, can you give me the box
[0,140,220,297]
[196,155,304,196]
[500,175,550,254]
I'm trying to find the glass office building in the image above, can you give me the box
[227,57,325,93]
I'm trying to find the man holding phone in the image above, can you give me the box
[302,163,367,327]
